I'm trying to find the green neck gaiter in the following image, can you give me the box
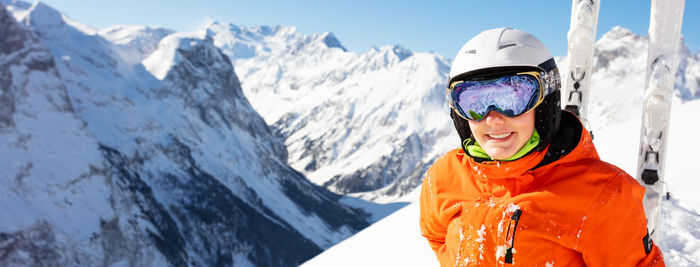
[465,129,540,161]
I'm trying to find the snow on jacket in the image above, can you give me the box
[419,113,664,266]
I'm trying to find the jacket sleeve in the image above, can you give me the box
[578,172,665,266]
[420,158,465,266]
[419,166,446,254]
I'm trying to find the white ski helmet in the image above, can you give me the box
[449,27,556,84]
[448,27,562,153]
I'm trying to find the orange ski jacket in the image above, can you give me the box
[419,117,664,266]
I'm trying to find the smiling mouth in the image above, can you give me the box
[487,132,512,139]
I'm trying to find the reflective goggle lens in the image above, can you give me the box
[450,72,542,121]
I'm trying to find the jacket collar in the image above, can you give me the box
[461,145,548,185]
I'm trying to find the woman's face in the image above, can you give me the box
[467,110,535,160]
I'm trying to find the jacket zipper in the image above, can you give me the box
[504,208,522,264]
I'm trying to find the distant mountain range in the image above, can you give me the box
[201,21,457,203]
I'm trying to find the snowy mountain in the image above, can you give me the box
[204,21,457,202]
[99,25,174,65]
[304,27,700,266]
[1,1,369,266]
[586,26,699,130]
[0,2,113,266]
[3,0,699,266]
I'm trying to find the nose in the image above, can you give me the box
[483,111,505,125]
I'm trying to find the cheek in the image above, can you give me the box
[467,120,485,139]
[469,123,493,150]
[516,112,536,136]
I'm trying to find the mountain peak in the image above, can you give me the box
[272,24,298,36]
[368,44,413,62]
[243,24,298,37]
[7,1,96,35]
[389,44,412,61]
[0,0,36,55]
[22,1,63,28]
[143,29,234,88]
[204,19,221,27]
[99,25,174,45]
[320,32,346,51]
[143,32,210,79]
[600,26,638,42]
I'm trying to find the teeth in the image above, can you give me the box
[488,133,512,139]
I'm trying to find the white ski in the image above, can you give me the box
[564,0,600,135]
[637,0,685,241]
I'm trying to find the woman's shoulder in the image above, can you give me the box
[431,148,464,167]
[545,157,640,191]
[426,148,466,178]
[542,158,645,219]
[422,148,473,190]
[587,160,645,204]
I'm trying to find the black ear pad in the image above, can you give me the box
[450,109,472,147]
[534,90,561,151]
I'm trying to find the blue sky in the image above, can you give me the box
[39,0,698,58]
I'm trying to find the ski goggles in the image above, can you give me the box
[448,71,546,121]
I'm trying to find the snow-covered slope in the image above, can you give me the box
[205,21,457,202]
[1,2,369,266]
[302,202,437,267]
[0,3,117,265]
[304,26,700,266]
[99,25,174,65]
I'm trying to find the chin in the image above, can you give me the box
[485,149,517,160]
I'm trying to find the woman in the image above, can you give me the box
[419,28,664,266]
